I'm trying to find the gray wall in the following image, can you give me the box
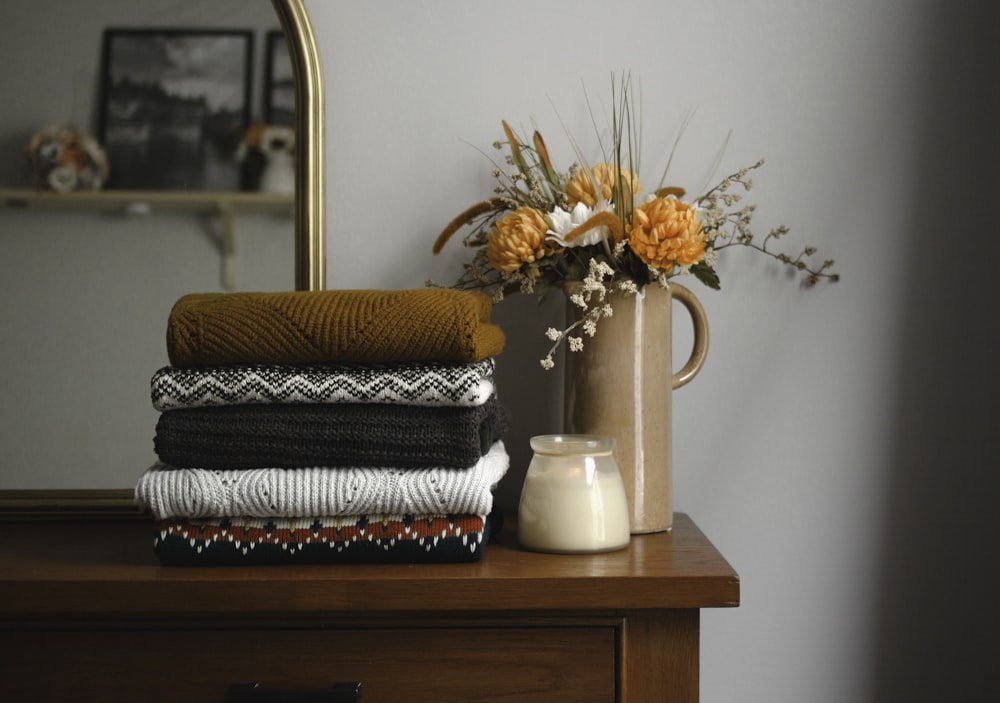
[309,0,998,701]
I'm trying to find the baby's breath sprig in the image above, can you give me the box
[697,160,839,287]
[540,258,618,370]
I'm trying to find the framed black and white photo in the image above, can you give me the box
[264,30,294,126]
[98,29,253,191]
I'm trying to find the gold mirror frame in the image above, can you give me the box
[0,0,324,519]
[273,0,325,292]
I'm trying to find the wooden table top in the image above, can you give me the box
[0,513,739,618]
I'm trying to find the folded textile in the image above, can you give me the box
[135,441,509,520]
[152,512,501,566]
[151,359,496,411]
[154,396,508,470]
[165,288,506,367]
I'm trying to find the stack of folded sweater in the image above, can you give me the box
[134,288,509,566]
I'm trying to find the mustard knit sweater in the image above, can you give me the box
[166,289,506,367]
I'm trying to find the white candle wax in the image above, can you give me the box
[518,461,630,553]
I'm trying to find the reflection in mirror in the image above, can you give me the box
[0,0,320,507]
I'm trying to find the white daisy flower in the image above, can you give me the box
[545,200,613,248]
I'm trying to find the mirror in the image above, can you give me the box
[0,0,323,515]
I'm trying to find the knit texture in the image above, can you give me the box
[153,396,508,470]
[152,512,500,566]
[135,441,508,520]
[150,359,496,411]
[165,289,506,367]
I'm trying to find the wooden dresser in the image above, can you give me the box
[0,512,738,702]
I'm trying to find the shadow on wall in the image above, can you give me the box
[868,2,1000,701]
[489,292,566,512]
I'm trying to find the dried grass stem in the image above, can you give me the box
[432,198,505,254]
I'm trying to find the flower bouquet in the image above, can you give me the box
[431,77,838,369]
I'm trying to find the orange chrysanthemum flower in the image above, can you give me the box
[627,197,706,271]
[565,163,642,209]
[486,207,556,272]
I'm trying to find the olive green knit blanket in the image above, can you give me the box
[166,289,506,367]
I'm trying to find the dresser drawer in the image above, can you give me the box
[2,624,616,702]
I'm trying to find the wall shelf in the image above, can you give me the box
[0,188,295,289]
[0,187,294,213]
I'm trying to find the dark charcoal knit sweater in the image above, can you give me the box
[153,396,508,470]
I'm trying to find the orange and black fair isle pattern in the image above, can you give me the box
[153,513,498,565]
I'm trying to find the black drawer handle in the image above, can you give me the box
[229,681,362,702]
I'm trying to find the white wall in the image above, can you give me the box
[309,0,999,701]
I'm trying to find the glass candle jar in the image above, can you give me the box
[517,434,631,554]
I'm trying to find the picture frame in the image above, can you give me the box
[264,29,295,126]
[98,28,253,191]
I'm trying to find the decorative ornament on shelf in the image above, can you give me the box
[236,123,295,195]
[25,124,110,193]
[430,74,839,370]
[429,73,840,534]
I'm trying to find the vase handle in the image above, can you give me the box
[670,282,709,390]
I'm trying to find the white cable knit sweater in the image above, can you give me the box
[135,441,509,520]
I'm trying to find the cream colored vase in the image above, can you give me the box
[564,282,709,533]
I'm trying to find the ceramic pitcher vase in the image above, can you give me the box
[563,282,709,533]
